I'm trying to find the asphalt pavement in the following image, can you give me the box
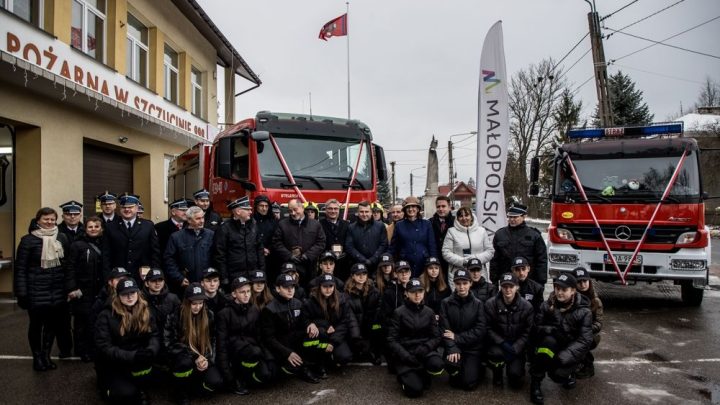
[1,279,719,405]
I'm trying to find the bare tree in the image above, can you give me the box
[508,59,568,214]
[697,76,720,107]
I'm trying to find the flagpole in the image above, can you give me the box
[346,1,351,119]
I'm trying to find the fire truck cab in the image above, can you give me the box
[530,123,709,306]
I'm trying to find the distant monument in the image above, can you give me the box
[424,136,439,217]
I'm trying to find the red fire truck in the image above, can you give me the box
[168,111,387,217]
[529,123,710,305]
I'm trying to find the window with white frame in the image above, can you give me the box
[191,68,203,118]
[1,0,43,27]
[126,14,148,87]
[163,45,179,104]
[71,0,105,63]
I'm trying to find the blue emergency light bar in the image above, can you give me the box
[567,122,683,139]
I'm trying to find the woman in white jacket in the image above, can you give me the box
[442,207,494,287]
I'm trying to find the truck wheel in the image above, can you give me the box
[680,282,704,306]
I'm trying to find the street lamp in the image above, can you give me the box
[410,166,425,197]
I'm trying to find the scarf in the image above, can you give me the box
[31,227,64,269]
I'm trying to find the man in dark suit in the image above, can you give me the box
[102,194,161,282]
[58,200,85,242]
[98,191,121,227]
[155,199,188,256]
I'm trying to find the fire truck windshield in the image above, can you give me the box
[556,154,701,202]
[257,134,372,190]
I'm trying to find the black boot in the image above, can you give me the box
[231,379,249,396]
[492,366,504,386]
[530,377,544,405]
[42,333,57,370]
[563,374,576,389]
[32,351,47,372]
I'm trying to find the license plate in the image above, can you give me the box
[604,254,642,265]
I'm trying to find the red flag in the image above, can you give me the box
[318,14,348,41]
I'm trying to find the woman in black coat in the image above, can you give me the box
[94,278,159,404]
[484,273,534,388]
[216,276,275,396]
[529,274,593,405]
[14,207,71,371]
[303,274,359,376]
[440,269,486,391]
[387,278,444,398]
[344,263,382,364]
[65,216,104,362]
[164,283,223,404]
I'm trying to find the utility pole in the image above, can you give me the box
[410,173,414,197]
[586,0,613,127]
[390,161,396,204]
[447,140,454,205]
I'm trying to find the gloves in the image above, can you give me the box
[291,256,303,264]
[300,254,309,263]
[134,348,154,364]
[16,296,29,310]
[501,341,516,361]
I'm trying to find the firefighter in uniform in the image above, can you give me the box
[155,199,188,256]
[102,194,160,283]
[193,189,222,231]
[58,200,85,242]
[511,257,545,312]
[490,202,548,287]
[98,191,122,227]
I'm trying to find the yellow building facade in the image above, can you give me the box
[0,0,260,293]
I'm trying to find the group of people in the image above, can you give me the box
[13,191,603,404]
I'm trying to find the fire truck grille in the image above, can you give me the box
[559,224,696,244]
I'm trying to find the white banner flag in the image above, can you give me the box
[475,21,510,235]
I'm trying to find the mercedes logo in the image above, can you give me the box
[615,225,632,240]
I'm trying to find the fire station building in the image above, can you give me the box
[0,0,260,293]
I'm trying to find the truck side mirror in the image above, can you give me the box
[216,137,233,179]
[374,144,388,182]
[251,131,270,142]
[530,156,540,183]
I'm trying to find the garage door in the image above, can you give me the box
[83,143,133,215]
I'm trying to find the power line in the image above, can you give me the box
[604,0,686,34]
[606,15,720,61]
[572,75,594,96]
[557,48,592,81]
[552,32,590,72]
[600,0,641,22]
[611,63,707,85]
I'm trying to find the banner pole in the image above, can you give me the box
[346,2,351,119]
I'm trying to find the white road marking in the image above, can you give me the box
[607,382,704,405]
[597,358,720,365]
[305,389,336,405]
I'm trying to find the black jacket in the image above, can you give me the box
[65,235,104,305]
[470,278,497,303]
[534,293,593,366]
[303,294,360,345]
[155,219,184,257]
[485,292,534,354]
[102,217,160,281]
[272,217,326,279]
[429,213,454,272]
[58,221,85,243]
[216,300,262,383]
[144,285,181,340]
[259,296,308,359]
[14,232,71,308]
[424,280,451,315]
[94,306,160,367]
[440,292,486,354]
[164,227,215,283]
[519,278,545,312]
[320,218,349,251]
[490,222,547,285]
[380,280,406,325]
[344,285,381,336]
[387,299,442,363]
[204,208,223,232]
[164,308,216,361]
[345,219,388,272]
[215,218,264,281]
[254,211,277,250]
[205,292,230,316]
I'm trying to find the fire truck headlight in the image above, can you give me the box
[549,253,579,264]
[675,232,698,245]
[556,228,575,241]
[670,259,706,270]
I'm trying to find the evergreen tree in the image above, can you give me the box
[593,70,653,126]
[377,179,392,207]
[553,89,583,142]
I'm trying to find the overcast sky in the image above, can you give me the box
[198,0,720,198]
